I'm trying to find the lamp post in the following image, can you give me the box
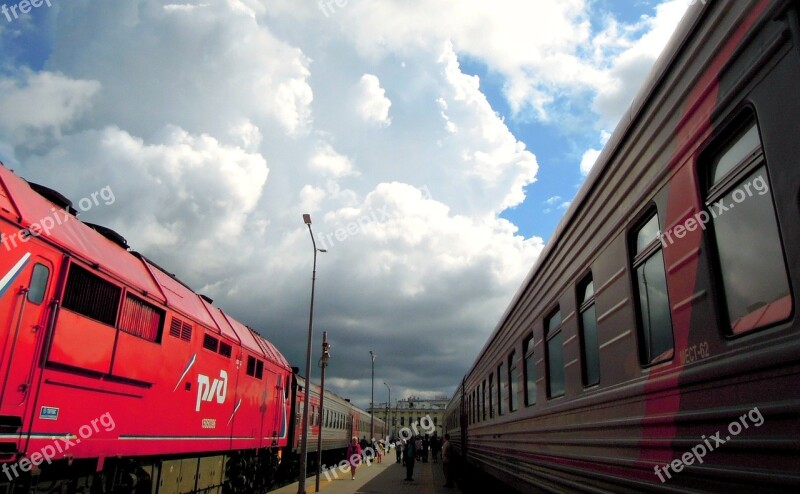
[369,351,375,442]
[384,382,391,438]
[299,214,326,494]
[314,332,331,493]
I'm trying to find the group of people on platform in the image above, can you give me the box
[391,433,454,487]
[344,433,454,487]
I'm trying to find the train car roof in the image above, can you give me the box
[0,165,166,302]
[0,163,290,370]
[465,3,707,377]
[142,253,220,328]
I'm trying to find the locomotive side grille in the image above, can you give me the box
[119,294,164,343]
[169,318,182,338]
[169,317,193,342]
[62,264,120,326]
[219,342,232,358]
[180,321,192,341]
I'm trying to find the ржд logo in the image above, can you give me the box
[196,370,228,412]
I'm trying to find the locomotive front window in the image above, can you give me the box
[632,212,674,365]
[545,308,565,398]
[705,118,791,335]
[27,263,50,305]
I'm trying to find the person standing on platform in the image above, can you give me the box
[404,436,417,481]
[415,436,423,461]
[442,433,454,488]
[347,436,362,481]
[431,435,441,463]
[394,436,402,464]
[422,435,429,463]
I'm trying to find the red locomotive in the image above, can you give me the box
[445,0,799,491]
[0,162,382,493]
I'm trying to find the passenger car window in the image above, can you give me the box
[705,119,791,335]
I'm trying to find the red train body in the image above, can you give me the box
[0,162,384,493]
[0,161,383,493]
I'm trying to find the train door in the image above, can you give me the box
[265,369,286,446]
[0,247,60,436]
[262,369,280,448]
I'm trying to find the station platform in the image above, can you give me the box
[269,458,460,494]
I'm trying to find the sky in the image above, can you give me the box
[0,0,696,410]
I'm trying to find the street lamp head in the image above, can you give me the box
[322,338,331,361]
[303,213,312,225]
[318,248,327,253]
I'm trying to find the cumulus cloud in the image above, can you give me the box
[46,0,314,138]
[356,74,392,126]
[580,129,613,176]
[228,119,263,151]
[437,42,538,211]
[22,125,269,278]
[309,143,355,177]
[331,0,687,123]
[543,195,571,214]
[2,0,544,406]
[0,0,688,407]
[298,184,327,214]
[592,0,690,125]
[0,70,101,144]
[580,148,601,176]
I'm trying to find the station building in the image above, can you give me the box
[369,395,448,439]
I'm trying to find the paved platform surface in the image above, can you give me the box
[269,458,459,494]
